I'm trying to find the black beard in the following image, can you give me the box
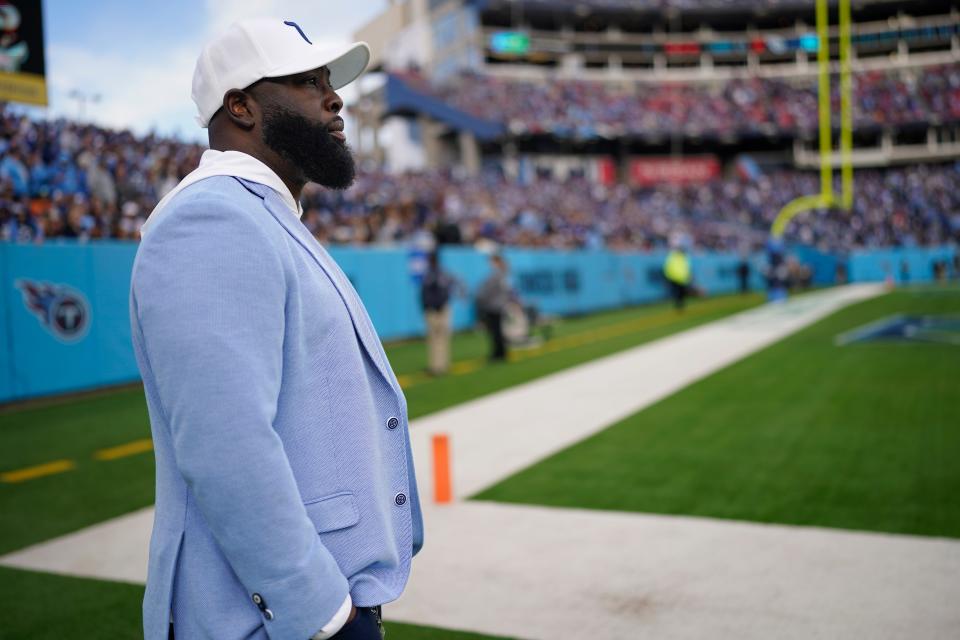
[261,104,356,190]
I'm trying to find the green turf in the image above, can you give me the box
[474,288,960,539]
[0,393,154,555]
[0,567,508,639]
[0,293,760,555]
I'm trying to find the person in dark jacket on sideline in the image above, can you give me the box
[420,252,462,375]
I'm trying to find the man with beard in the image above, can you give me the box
[130,19,422,640]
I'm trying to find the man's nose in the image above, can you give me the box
[326,91,343,115]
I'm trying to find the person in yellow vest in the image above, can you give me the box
[663,243,692,311]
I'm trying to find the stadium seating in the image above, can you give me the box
[300,164,960,251]
[0,106,204,242]
[405,64,960,139]
[1,100,957,251]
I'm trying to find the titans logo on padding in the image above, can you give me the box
[15,279,91,342]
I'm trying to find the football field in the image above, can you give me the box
[2,287,959,638]
[477,287,960,538]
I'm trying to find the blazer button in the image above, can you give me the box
[252,593,263,607]
[387,416,399,430]
[394,492,407,506]
[263,609,274,621]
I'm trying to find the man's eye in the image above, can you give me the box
[303,77,319,86]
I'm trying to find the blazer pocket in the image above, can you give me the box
[303,491,360,533]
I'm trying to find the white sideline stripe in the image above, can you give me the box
[0,507,153,584]
[388,502,960,640]
[410,283,884,502]
[3,502,958,640]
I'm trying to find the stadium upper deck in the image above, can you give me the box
[352,0,960,175]
[372,0,960,83]
[390,63,960,141]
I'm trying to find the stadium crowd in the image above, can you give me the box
[304,164,960,251]
[1,105,958,251]
[409,64,960,139]
[0,106,204,243]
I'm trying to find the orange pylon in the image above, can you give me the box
[432,434,452,504]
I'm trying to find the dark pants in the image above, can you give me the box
[168,606,384,639]
[481,310,506,361]
[332,606,384,639]
[669,281,688,310]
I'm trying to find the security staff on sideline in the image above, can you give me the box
[130,19,422,640]
[663,240,692,311]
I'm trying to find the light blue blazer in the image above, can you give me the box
[129,176,423,640]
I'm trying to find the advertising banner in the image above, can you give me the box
[629,156,720,186]
[0,1,47,106]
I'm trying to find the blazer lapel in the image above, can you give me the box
[234,178,398,390]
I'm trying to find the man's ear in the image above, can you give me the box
[222,89,257,130]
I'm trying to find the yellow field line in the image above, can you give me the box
[1,459,76,483]
[2,437,155,485]
[449,360,483,375]
[93,438,154,461]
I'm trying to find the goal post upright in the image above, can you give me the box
[770,0,853,240]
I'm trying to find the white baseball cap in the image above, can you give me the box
[192,18,370,128]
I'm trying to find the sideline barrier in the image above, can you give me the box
[847,246,956,283]
[1,242,137,404]
[0,242,954,403]
[791,245,840,286]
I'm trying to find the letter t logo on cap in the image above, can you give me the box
[283,20,312,44]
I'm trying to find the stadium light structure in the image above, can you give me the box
[770,0,853,239]
[67,89,102,122]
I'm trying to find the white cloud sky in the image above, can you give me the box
[45,42,200,139]
[38,0,386,142]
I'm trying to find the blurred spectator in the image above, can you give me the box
[786,257,813,290]
[737,255,751,294]
[420,252,463,375]
[663,240,692,310]
[475,254,514,362]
